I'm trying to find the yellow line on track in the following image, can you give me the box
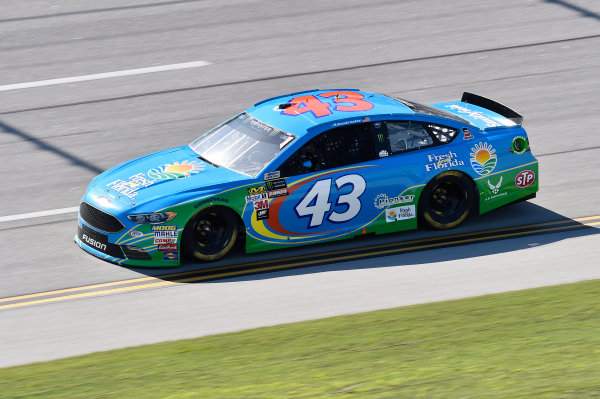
[1,217,599,310]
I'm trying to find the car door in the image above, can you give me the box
[261,122,387,244]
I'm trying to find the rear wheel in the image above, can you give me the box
[419,171,474,230]
[182,207,238,261]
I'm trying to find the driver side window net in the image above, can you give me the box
[280,123,375,176]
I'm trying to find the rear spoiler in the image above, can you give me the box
[461,92,523,125]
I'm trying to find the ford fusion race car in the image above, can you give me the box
[76,90,538,267]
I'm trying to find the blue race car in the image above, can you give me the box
[76,90,538,266]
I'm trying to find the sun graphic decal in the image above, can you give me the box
[147,160,205,180]
[469,142,497,176]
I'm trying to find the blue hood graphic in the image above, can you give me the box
[88,145,246,207]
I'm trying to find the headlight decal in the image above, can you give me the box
[126,211,177,224]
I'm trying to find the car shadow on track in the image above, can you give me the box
[127,200,600,283]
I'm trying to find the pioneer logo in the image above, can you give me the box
[82,233,107,251]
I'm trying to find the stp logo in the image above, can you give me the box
[515,170,535,188]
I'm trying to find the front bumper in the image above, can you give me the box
[75,210,182,267]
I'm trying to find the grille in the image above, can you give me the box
[80,202,124,233]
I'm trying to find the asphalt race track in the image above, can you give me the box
[1,0,599,367]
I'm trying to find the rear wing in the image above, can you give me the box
[430,92,524,130]
[461,92,523,125]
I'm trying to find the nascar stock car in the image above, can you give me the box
[76,89,538,266]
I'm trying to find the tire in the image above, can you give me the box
[419,171,474,230]
[182,207,238,262]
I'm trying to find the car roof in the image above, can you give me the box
[245,89,414,137]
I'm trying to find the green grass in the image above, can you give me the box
[2,280,599,398]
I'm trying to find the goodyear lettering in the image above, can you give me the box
[194,197,229,208]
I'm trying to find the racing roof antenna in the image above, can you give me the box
[278,103,295,109]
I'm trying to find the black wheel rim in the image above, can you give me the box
[428,179,468,223]
[191,212,232,255]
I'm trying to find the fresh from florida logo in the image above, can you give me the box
[424,151,465,172]
[470,142,497,175]
[148,160,205,180]
[385,205,416,222]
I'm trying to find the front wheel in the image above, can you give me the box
[419,171,474,230]
[182,207,238,262]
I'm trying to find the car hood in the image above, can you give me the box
[87,145,247,208]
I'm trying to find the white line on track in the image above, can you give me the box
[0,207,78,223]
[0,61,212,92]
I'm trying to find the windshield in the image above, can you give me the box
[189,113,295,177]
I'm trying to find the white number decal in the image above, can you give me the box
[295,179,332,227]
[295,174,366,227]
[329,174,366,223]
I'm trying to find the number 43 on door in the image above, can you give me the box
[295,174,366,227]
